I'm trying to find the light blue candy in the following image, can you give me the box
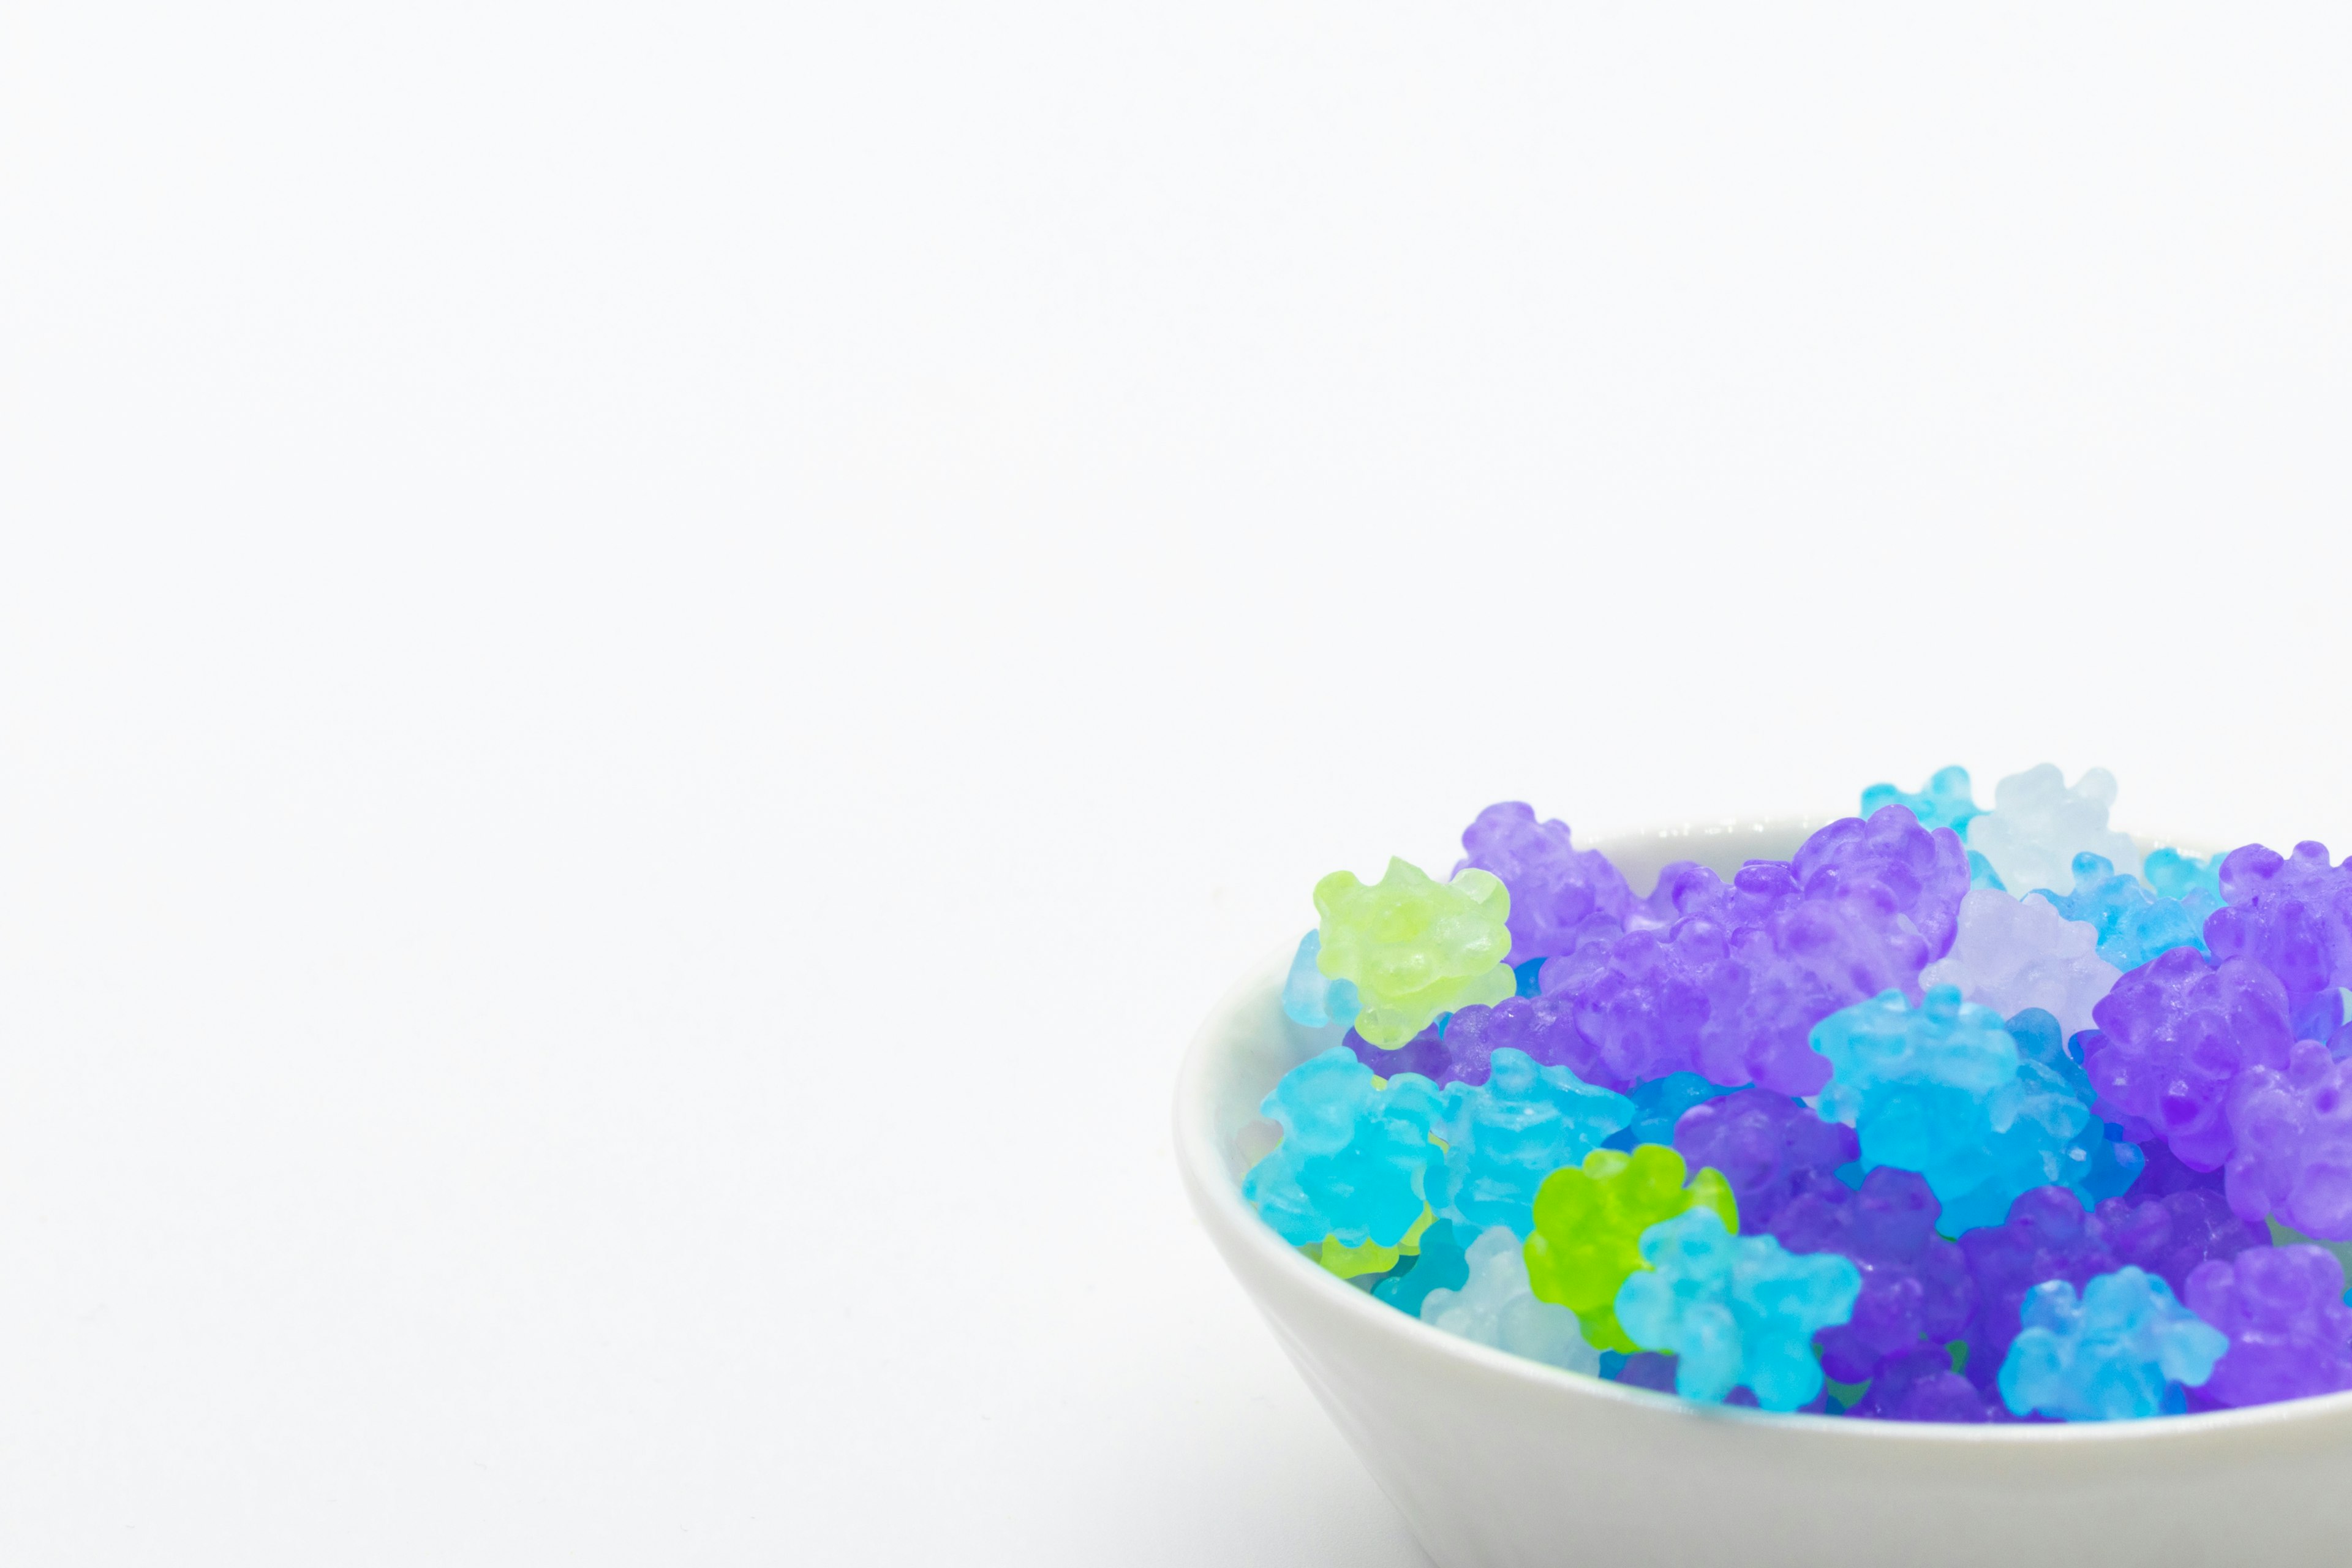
[2143,846,2226,905]
[1967,851,2007,892]
[1811,990,2140,1236]
[2034,852,2217,971]
[1614,1208,1862,1411]
[1439,1048,1635,1237]
[1862,766,1982,836]
[1242,1047,1446,1248]
[1282,930,1360,1030]
[1372,1219,1471,1314]
[1605,1071,1739,1152]
[1998,1265,2229,1421]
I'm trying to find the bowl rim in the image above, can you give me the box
[1173,818,2352,1447]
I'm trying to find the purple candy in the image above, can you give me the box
[1612,1351,1678,1392]
[2223,1038,2352,1239]
[1957,1186,2119,1391]
[1343,994,1604,1088]
[1852,1345,1992,1423]
[2125,1137,2230,1200]
[1787,806,1969,973]
[1539,813,1969,1098]
[1623,858,1795,937]
[1450,997,1588,1086]
[2094,1188,2271,1298]
[2079,946,2294,1170]
[1455,803,1634,965]
[2185,1245,2352,1407]
[1769,1167,1974,1385]
[1672,1088,1856,1231]
[1537,917,1749,1090]
[1342,1022,1453,1082]
[2207,842,2352,1041]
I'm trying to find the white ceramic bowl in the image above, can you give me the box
[1174,822,2352,1568]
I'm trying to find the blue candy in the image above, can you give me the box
[1997,1265,2228,1420]
[1420,1224,1600,1373]
[2034,852,2217,972]
[1811,990,2140,1235]
[2143,846,2226,905]
[1613,1207,1862,1411]
[1372,1219,1472,1314]
[1862,766,1982,836]
[1439,1048,1634,1237]
[1242,1047,1446,1248]
[1605,1071,1740,1152]
[1281,930,1361,1030]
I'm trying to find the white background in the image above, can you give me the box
[7,4,2352,1562]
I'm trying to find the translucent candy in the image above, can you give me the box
[2034,853,2217,973]
[2144,847,2226,905]
[1420,995,1592,1087]
[2206,841,2352,1042]
[1849,1344,1991,1422]
[1918,888,2120,1042]
[1256,779,2352,1420]
[1524,1144,1738,1353]
[1454,802,1633,965]
[1813,985,2018,1122]
[1314,858,1515,1047]
[1861,766,1982,835]
[1671,1087,1856,1234]
[1538,810,1966,1097]
[1997,1008,2146,1210]
[1614,1208,1862,1411]
[1781,806,1970,981]
[2184,1244,2352,1406]
[2095,1186,2269,1298]
[1966,764,2143,897]
[2124,1136,2230,1200]
[1768,1166,1975,1386]
[2080,946,2294,1170]
[1341,1020,1450,1082]
[1957,1186,2122,1386]
[1281,930,1360,1030]
[1242,1047,1448,1249]
[1811,990,2135,1234]
[1539,914,1762,1089]
[1372,1219,1471,1315]
[1315,1208,1434,1278]
[1608,1072,1740,1151]
[1438,1047,1635,1237]
[2223,1039,2352,1240]
[1420,1224,1601,1373]
[1997,1266,2226,1421]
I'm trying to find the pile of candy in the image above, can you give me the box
[1248,766,2352,1421]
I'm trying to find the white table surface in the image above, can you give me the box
[7,4,2352,1561]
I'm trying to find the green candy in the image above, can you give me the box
[1313,858,1514,1047]
[1523,1145,1739,1353]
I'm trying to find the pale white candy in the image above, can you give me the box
[1967,764,2141,895]
[1920,888,2120,1041]
[1421,1225,1599,1374]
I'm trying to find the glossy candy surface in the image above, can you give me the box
[1997,1266,2227,1420]
[1314,858,1515,1047]
[1918,889,2118,1042]
[1615,1207,1862,1411]
[1523,1144,1737,1352]
[1421,1225,1600,1373]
